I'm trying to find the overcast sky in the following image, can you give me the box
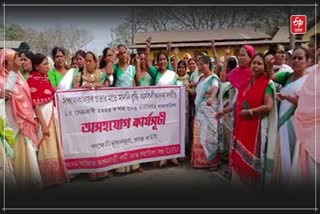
[5,6,131,54]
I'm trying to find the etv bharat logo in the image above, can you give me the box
[291,15,307,34]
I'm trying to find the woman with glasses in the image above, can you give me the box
[266,44,293,73]
[265,44,293,93]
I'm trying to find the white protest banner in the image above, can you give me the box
[55,86,185,173]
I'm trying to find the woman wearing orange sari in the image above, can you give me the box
[0,49,42,191]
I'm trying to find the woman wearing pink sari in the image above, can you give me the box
[290,49,320,184]
[226,45,255,94]
[0,49,42,191]
[223,45,255,125]
[224,45,256,151]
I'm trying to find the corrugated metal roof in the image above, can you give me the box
[271,26,291,43]
[131,40,280,49]
[134,28,271,44]
[130,39,308,49]
[0,41,24,49]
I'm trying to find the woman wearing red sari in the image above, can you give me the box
[27,53,69,187]
[230,53,277,186]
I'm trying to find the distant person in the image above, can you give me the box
[176,60,193,158]
[306,33,320,72]
[294,41,302,49]
[70,56,78,68]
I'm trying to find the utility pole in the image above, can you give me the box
[288,7,296,49]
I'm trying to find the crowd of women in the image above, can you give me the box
[0,33,319,191]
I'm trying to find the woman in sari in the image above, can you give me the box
[226,45,255,92]
[27,53,69,187]
[306,33,320,72]
[73,51,109,89]
[170,55,179,72]
[217,56,238,108]
[48,47,78,90]
[183,53,192,75]
[225,46,256,160]
[166,42,178,72]
[189,58,201,86]
[73,51,110,180]
[216,56,238,175]
[0,99,16,187]
[100,47,119,87]
[211,40,226,78]
[130,43,155,172]
[111,45,142,174]
[266,44,293,73]
[290,49,320,185]
[183,53,192,64]
[265,47,310,184]
[73,51,108,89]
[19,51,34,80]
[113,45,136,88]
[135,51,154,87]
[69,50,86,89]
[135,37,157,87]
[145,50,179,167]
[70,56,78,69]
[176,60,193,158]
[75,50,86,73]
[229,53,277,187]
[187,58,200,160]
[265,44,294,93]
[150,50,178,86]
[191,55,221,170]
[0,49,42,191]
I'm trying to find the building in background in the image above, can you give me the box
[301,15,320,44]
[131,27,307,61]
[0,41,27,51]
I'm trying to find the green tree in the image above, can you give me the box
[0,24,25,40]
